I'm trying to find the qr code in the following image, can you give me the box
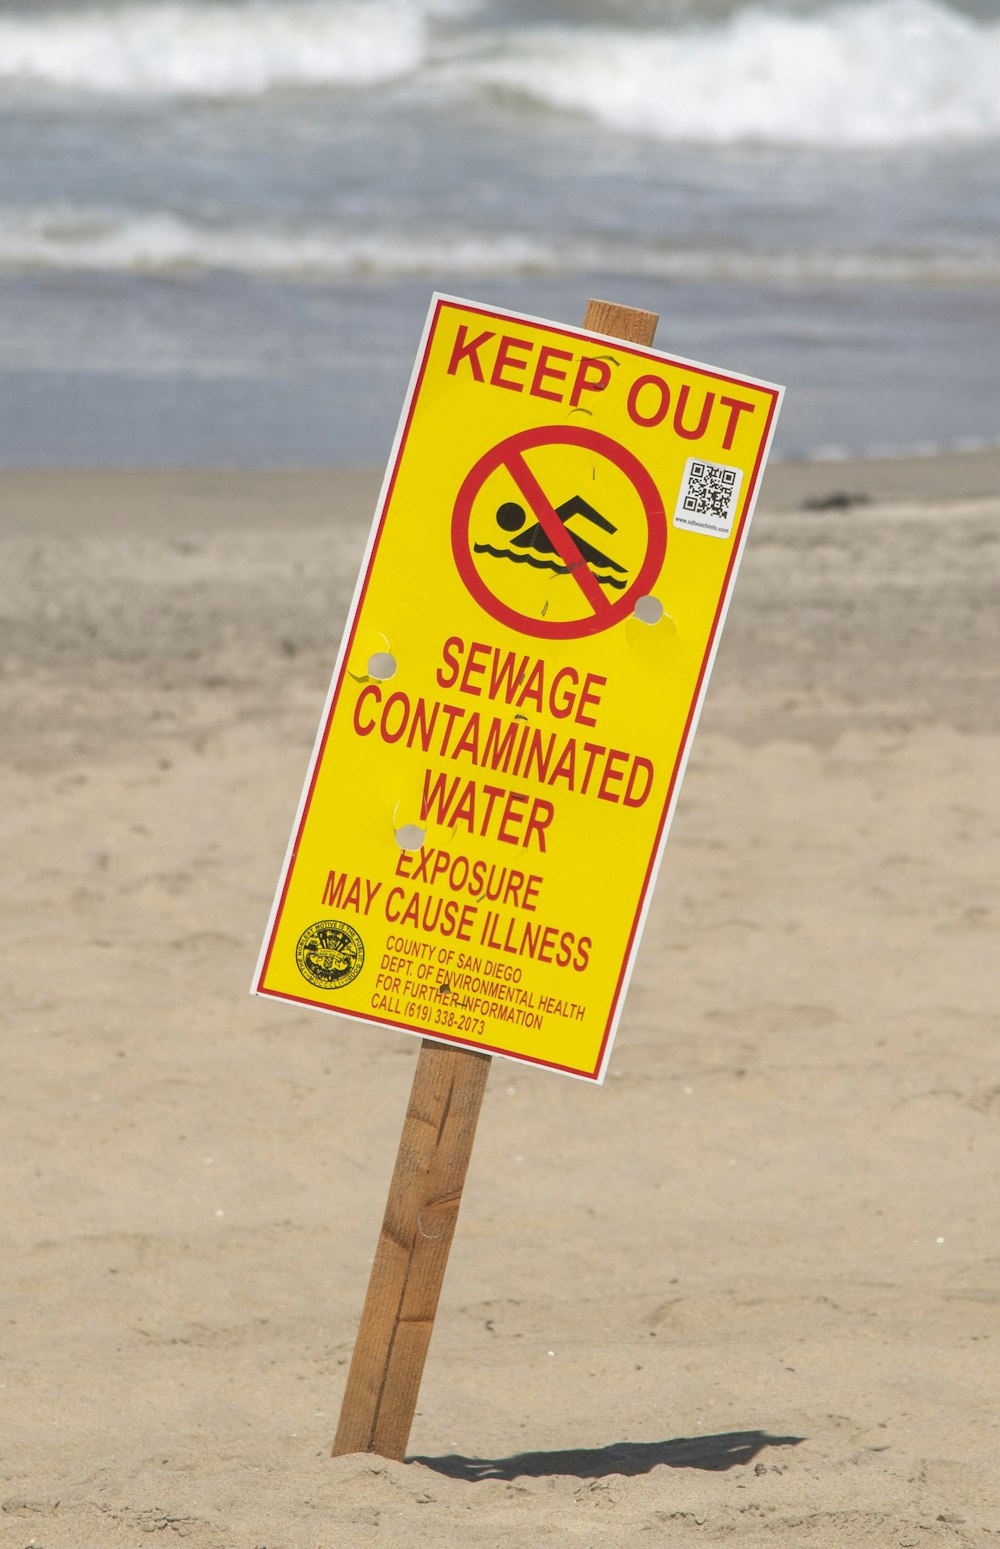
[673,457,744,539]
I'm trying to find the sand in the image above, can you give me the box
[2,453,999,1548]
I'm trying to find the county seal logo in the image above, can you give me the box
[295,920,365,990]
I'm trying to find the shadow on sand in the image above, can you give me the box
[412,1429,803,1482]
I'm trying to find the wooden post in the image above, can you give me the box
[582,297,659,347]
[332,1039,491,1459]
[332,296,659,1462]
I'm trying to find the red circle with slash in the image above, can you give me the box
[452,425,666,639]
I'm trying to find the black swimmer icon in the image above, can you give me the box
[453,425,666,639]
[474,495,629,590]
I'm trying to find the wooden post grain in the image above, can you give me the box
[332,297,659,1463]
[332,1039,491,1459]
[583,297,659,347]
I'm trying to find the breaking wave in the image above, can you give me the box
[461,0,1000,147]
[0,0,469,96]
[2,207,999,284]
[0,0,998,145]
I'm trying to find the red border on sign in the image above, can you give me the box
[452,425,666,640]
[255,297,781,1081]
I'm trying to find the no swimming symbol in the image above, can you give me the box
[452,426,666,640]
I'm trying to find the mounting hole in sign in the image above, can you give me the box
[368,651,397,680]
[633,595,664,625]
[395,824,426,852]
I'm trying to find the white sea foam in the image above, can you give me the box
[3,206,999,283]
[0,0,998,146]
[464,0,1000,146]
[0,0,445,95]
[0,209,555,275]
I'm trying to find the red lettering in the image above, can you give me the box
[441,640,606,726]
[523,798,554,853]
[489,647,525,703]
[408,846,432,883]
[624,756,654,808]
[420,769,462,824]
[436,635,463,690]
[597,748,629,802]
[579,742,603,794]
[674,384,714,441]
[497,790,527,845]
[577,672,606,727]
[530,344,573,403]
[460,640,490,695]
[548,665,578,719]
[490,334,533,392]
[437,701,463,755]
[627,374,670,427]
[517,659,545,714]
[569,356,611,409]
[537,924,559,965]
[353,682,380,735]
[452,781,478,830]
[380,691,409,744]
[479,784,506,833]
[447,326,493,381]
[430,849,451,883]
[720,395,755,450]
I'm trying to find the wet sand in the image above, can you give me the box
[2,453,999,1547]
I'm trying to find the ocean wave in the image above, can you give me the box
[3,207,999,284]
[0,0,465,96]
[462,0,1000,147]
[0,210,556,275]
[0,0,998,146]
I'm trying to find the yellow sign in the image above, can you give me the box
[253,296,783,1081]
